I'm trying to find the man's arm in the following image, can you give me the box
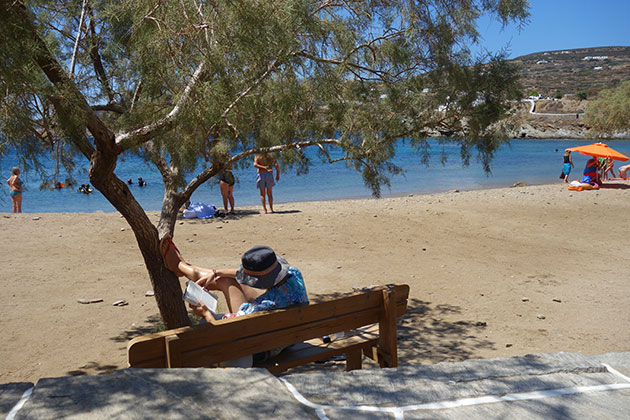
[273,157,280,181]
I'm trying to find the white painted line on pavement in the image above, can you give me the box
[604,363,630,383]
[280,370,630,419]
[6,386,34,420]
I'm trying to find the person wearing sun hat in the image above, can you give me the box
[161,240,309,320]
[161,241,308,367]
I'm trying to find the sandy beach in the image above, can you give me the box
[1,182,629,384]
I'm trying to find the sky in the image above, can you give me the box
[476,0,630,59]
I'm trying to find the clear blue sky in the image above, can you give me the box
[476,0,630,58]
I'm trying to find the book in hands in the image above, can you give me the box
[183,281,218,313]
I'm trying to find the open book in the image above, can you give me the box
[183,281,218,313]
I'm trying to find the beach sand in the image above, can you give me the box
[1,182,629,383]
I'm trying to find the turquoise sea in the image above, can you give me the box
[2,138,630,213]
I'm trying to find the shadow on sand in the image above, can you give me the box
[600,182,630,189]
[279,294,495,374]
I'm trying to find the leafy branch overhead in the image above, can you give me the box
[2,0,527,193]
[0,0,529,329]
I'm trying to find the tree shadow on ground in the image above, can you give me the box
[72,314,168,377]
[110,314,165,344]
[281,294,495,375]
[396,298,494,365]
[66,362,120,377]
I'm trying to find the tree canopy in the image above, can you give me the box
[1,0,530,328]
[586,80,630,137]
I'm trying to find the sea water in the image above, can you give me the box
[2,138,629,213]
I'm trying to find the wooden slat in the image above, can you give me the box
[128,284,409,369]
[179,287,403,344]
[179,308,382,367]
[256,326,379,373]
[177,285,407,351]
[127,336,167,367]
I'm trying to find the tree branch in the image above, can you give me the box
[92,103,126,114]
[220,58,278,120]
[87,7,115,103]
[115,61,205,149]
[6,3,106,157]
[70,0,88,75]
[130,79,142,113]
[184,139,342,199]
[295,50,389,80]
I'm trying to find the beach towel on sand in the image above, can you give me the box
[183,202,216,219]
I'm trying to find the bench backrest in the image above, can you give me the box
[128,283,409,369]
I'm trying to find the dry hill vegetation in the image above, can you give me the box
[511,46,630,98]
[500,46,630,138]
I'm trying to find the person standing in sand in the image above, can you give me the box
[253,153,280,214]
[219,163,236,215]
[602,158,616,180]
[562,150,574,183]
[6,166,23,213]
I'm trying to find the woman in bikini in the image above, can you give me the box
[218,163,236,214]
[6,167,22,213]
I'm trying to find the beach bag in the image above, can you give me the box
[559,172,564,179]
[183,202,216,219]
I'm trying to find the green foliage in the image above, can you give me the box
[2,0,530,199]
[586,80,630,136]
[577,91,587,100]
[528,90,539,97]
[1,0,530,328]
[555,91,563,99]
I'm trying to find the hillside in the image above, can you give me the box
[501,46,630,139]
[511,46,630,98]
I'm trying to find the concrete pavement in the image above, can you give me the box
[3,352,630,419]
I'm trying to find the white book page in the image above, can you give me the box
[183,281,218,313]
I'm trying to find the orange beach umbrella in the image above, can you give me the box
[567,143,629,161]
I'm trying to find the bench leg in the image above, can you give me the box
[378,288,398,368]
[345,349,362,371]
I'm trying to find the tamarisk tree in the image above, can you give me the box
[0,0,529,328]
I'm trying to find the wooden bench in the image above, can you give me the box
[128,283,409,373]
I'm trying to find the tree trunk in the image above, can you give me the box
[89,146,191,329]
[9,1,190,329]
[133,223,191,330]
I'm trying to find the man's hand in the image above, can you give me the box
[190,300,211,319]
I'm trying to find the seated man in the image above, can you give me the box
[161,240,309,366]
[582,157,600,184]
[161,238,308,322]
